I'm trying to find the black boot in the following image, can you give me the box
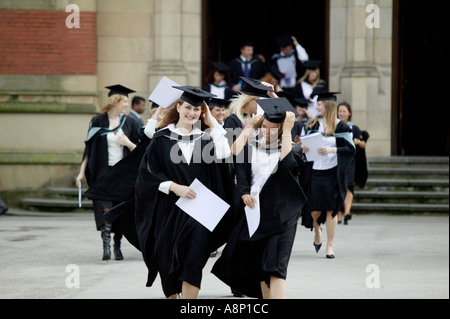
[101,223,112,261]
[113,233,124,261]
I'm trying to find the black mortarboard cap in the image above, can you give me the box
[240,77,274,98]
[172,86,217,107]
[293,97,310,108]
[269,65,285,81]
[276,34,294,48]
[105,84,136,97]
[208,98,231,109]
[258,97,299,124]
[303,60,322,70]
[316,92,341,102]
[212,61,230,74]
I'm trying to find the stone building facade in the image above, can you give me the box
[2,0,443,202]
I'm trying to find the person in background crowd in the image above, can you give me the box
[76,85,141,261]
[290,60,328,119]
[229,42,267,94]
[301,92,355,259]
[203,62,234,101]
[270,34,309,90]
[337,101,369,225]
[128,96,146,127]
[0,197,8,215]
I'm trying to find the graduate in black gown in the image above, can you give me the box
[300,92,355,259]
[134,86,232,299]
[76,85,141,261]
[337,101,369,225]
[228,42,267,94]
[203,62,234,101]
[212,98,307,299]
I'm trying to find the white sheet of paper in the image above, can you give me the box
[301,132,326,162]
[78,184,82,208]
[277,58,296,78]
[244,192,260,238]
[256,103,265,115]
[175,179,230,232]
[148,76,183,108]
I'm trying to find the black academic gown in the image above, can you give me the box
[85,135,151,250]
[300,121,356,228]
[354,129,370,189]
[212,144,306,299]
[202,83,234,101]
[134,128,231,297]
[82,113,141,230]
[284,80,328,99]
[229,57,266,88]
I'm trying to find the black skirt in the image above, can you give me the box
[261,223,298,285]
[308,167,340,212]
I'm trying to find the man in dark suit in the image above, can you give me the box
[128,96,146,127]
[228,41,266,94]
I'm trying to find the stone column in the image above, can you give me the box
[149,0,202,89]
[329,0,393,157]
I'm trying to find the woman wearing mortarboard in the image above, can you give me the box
[134,86,232,299]
[300,92,356,259]
[212,97,307,299]
[76,85,141,261]
[289,60,328,119]
[222,77,278,297]
[203,62,234,101]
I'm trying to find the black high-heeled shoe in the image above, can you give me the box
[313,242,322,253]
[326,254,335,259]
[344,214,353,225]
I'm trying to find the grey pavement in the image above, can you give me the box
[0,209,448,299]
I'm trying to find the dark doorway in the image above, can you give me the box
[202,0,328,87]
[393,1,449,156]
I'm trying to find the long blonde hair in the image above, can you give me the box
[307,100,338,136]
[227,93,259,124]
[297,68,323,89]
[101,94,124,114]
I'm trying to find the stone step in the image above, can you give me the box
[354,191,449,204]
[350,203,449,214]
[367,167,448,179]
[368,156,449,169]
[47,187,88,198]
[21,198,93,212]
[365,178,449,192]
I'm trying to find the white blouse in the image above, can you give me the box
[158,120,231,194]
[313,121,338,171]
[107,129,124,167]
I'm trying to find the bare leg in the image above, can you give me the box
[311,211,322,245]
[168,294,180,300]
[326,211,337,256]
[344,190,354,217]
[261,281,270,299]
[269,277,286,299]
[182,281,200,299]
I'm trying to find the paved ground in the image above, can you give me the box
[0,209,448,299]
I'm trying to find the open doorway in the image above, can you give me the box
[202,0,329,87]
[393,1,449,156]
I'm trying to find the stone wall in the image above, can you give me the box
[329,0,393,157]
